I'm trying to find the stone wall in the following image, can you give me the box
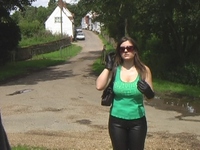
[16,38,71,61]
[101,34,117,49]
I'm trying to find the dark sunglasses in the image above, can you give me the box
[119,46,135,53]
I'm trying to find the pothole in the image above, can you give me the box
[75,119,91,125]
[42,107,63,112]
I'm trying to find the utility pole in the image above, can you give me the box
[59,0,63,36]
[60,5,63,36]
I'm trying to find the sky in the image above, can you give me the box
[31,0,79,7]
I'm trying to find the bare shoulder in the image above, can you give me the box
[144,65,153,88]
[144,65,151,73]
[144,65,152,79]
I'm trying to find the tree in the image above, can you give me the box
[48,0,57,8]
[68,1,89,27]
[0,0,35,65]
[78,0,200,85]
[129,0,200,85]
[0,5,21,65]
[77,0,137,40]
[0,0,36,11]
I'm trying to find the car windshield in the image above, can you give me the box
[76,28,82,32]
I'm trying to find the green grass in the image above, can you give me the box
[19,34,63,47]
[12,145,45,150]
[153,79,200,98]
[0,44,81,82]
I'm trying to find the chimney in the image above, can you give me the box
[63,1,67,8]
[58,0,64,9]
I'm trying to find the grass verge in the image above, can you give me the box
[12,145,45,150]
[0,44,81,83]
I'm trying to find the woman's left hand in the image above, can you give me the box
[137,80,155,99]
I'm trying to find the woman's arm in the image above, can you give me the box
[96,69,112,91]
[145,66,154,91]
[137,65,154,99]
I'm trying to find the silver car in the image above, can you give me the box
[76,32,85,40]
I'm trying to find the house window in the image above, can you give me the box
[55,17,62,23]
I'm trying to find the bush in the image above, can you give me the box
[167,63,200,86]
[19,20,42,38]
[19,30,63,47]
[139,34,200,87]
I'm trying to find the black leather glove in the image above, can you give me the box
[105,52,115,70]
[137,80,155,99]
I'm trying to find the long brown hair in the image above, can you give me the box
[114,36,147,80]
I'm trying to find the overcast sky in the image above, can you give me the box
[31,0,79,7]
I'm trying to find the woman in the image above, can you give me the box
[96,36,154,150]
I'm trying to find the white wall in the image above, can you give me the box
[45,6,73,37]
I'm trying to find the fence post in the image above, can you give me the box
[101,45,106,64]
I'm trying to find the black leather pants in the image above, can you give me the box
[109,115,147,150]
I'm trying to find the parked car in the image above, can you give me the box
[76,28,82,33]
[76,32,85,40]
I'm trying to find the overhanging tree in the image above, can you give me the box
[78,0,137,40]
[0,0,36,65]
[78,0,200,85]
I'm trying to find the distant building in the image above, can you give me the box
[45,0,74,38]
[81,11,102,34]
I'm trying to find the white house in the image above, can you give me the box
[92,21,101,34]
[45,1,74,38]
[81,11,101,34]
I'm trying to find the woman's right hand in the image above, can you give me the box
[105,52,115,70]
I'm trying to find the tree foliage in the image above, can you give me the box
[12,5,54,38]
[67,2,88,27]
[0,0,36,11]
[0,0,36,65]
[78,0,200,85]
[130,0,200,85]
[0,20,21,65]
[133,0,200,63]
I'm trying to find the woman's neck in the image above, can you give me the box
[122,61,135,70]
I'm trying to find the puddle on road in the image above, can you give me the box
[145,94,200,117]
[7,89,33,96]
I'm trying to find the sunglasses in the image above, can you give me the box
[119,46,135,53]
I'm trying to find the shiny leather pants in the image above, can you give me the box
[109,115,147,150]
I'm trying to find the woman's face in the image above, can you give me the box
[119,40,135,60]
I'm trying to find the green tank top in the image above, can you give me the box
[110,66,145,120]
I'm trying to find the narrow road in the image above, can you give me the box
[0,30,200,149]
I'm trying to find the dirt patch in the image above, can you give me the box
[8,130,200,149]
